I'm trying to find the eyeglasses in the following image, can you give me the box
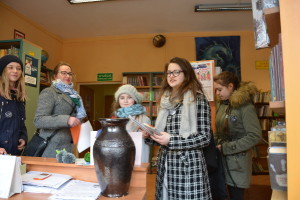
[58,71,75,77]
[166,70,183,77]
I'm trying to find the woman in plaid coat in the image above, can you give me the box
[144,57,212,200]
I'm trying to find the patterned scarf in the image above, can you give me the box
[155,90,197,138]
[52,79,87,119]
[116,104,146,118]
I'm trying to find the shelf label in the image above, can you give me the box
[97,73,113,81]
[255,60,269,69]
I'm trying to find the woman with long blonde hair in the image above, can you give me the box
[0,55,27,155]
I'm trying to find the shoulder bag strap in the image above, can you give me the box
[44,104,77,141]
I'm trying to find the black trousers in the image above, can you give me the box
[227,185,245,200]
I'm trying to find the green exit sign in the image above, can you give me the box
[97,73,113,81]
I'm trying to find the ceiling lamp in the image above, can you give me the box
[68,0,109,4]
[195,3,252,12]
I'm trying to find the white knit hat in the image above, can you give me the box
[115,84,142,104]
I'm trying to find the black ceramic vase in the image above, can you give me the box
[93,118,136,198]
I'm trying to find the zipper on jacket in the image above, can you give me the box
[0,101,4,120]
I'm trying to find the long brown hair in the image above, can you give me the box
[0,68,26,101]
[159,57,204,103]
[213,71,240,135]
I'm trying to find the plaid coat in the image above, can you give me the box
[147,93,212,200]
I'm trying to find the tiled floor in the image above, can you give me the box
[146,173,272,200]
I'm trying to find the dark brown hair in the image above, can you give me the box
[159,57,204,103]
[213,71,240,90]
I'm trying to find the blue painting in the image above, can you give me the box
[195,36,241,79]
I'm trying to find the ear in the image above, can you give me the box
[228,83,234,91]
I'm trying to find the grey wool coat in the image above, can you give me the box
[34,86,76,158]
[215,82,262,188]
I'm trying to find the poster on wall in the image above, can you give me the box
[195,36,241,80]
[24,55,38,87]
[190,60,214,101]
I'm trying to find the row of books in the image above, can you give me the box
[123,76,148,86]
[256,104,273,117]
[269,35,285,101]
[259,118,284,131]
[143,105,158,116]
[0,47,20,58]
[140,91,160,101]
[123,76,163,87]
[253,91,271,103]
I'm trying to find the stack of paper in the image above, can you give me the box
[49,180,101,200]
[22,171,72,193]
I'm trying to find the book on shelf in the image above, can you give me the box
[269,34,285,101]
[268,130,286,146]
[268,146,287,191]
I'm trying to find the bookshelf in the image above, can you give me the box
[253,98,285,175]
[40,66,53,92]
[263,6,287,200]
[122,72,163,173]
[0,39,42,140]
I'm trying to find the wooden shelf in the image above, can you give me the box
[271,190,287,200]
[264,7,281,48]
[269,101,285,115]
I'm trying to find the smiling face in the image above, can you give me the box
[54,65,73,85]
[167,63,185,90]
[5,62,22,87]
[118,93,135,108]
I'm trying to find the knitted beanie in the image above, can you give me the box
[0,55,23,75]
[115,84,142,104]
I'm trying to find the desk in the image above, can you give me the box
[3,156,148,200]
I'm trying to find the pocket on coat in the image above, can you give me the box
[225,151,248,172]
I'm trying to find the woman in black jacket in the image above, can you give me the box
[0,55,27,155]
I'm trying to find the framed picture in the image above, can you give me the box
[14,29,25,39]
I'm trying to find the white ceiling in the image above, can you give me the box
[2,0,253,39]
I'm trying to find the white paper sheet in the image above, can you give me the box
[0,155,22,198]
[77,120,93,153]
[90,131,97,165]
[128,132,143,166]
[22,171,72,189]
[48,180,101,200]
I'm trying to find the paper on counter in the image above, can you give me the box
[77,120,93,153]
[48,180,101,200]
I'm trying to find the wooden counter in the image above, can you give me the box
[3,156,148,200]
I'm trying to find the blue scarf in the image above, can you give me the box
[116,104,146,118]
[52,79,87,119]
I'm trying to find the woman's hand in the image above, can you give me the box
[68,117,81,127]
[17,139,26,151]
[150,131,170,146]
[0,147,7,155]
[141,130,151,138]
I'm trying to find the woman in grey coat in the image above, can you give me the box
[214,71,262,200]
[34,61,87,158]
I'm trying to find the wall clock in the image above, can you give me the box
[153,34,166,47]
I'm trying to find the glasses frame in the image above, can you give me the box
[166,70,183,77]
[58,71,75,77]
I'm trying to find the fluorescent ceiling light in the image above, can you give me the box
[68,0,109,4]
[195,3,252,12]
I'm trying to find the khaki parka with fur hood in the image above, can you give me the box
[215,81,262,188]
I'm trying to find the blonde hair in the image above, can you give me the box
[0,68,26,101]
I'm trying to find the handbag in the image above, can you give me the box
[203,132,228,200]
[203,131,218,173]
[22,129,57,157]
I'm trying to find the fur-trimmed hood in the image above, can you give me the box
[229,81,258,108]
